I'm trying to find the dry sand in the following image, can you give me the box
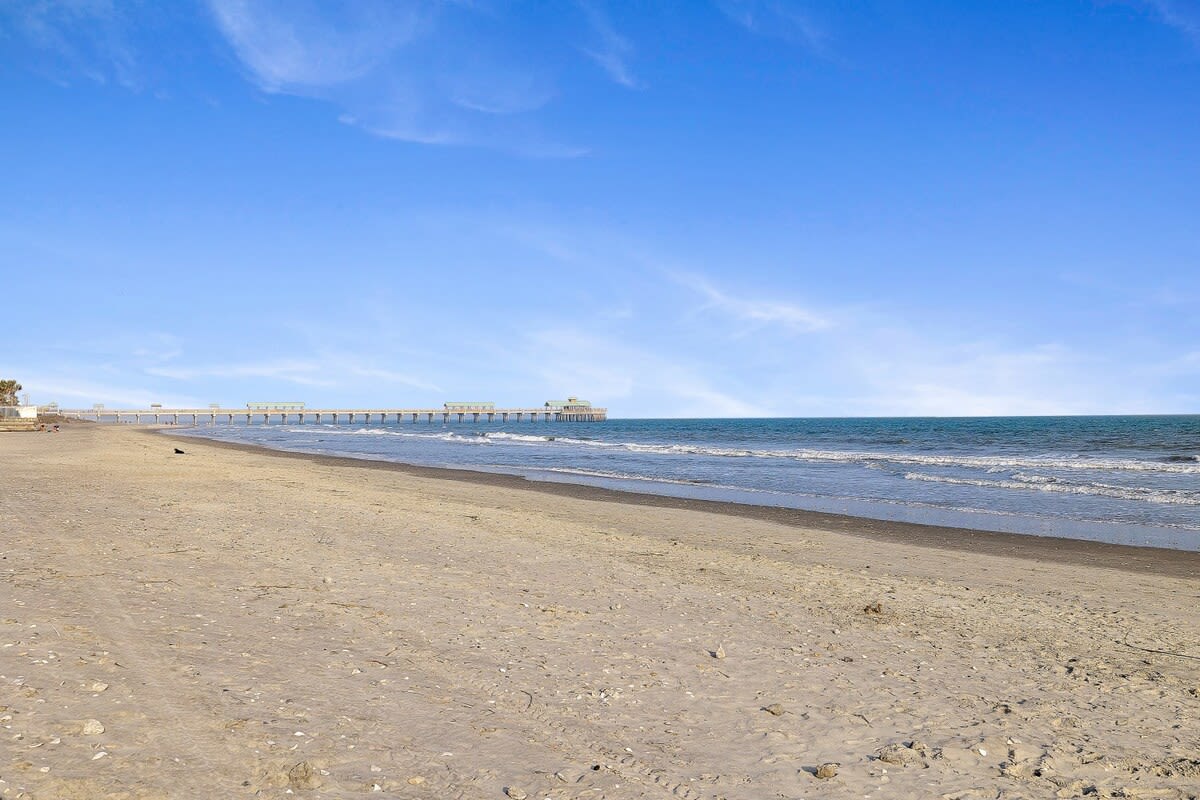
[1,424,1198,799]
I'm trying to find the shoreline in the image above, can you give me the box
[156,426,1200,579]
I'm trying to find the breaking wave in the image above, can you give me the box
[330,427,1200,474]
[904,471,1200,505]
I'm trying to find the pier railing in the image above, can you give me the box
[57,406,607,425]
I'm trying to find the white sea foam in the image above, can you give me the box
[304,425,1200,474]
[483,431,557,444]
[904,471,1200,505]
[533,466,772,493]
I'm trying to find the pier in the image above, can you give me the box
[58,403,607,426]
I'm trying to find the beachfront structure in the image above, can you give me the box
[58,399,606,425]
[544,397,597,422]
[246,402,306,411]
[0,405,39,431]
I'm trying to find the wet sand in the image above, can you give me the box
[2,424,1198,799]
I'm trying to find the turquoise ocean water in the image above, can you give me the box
[171,415,1200,551]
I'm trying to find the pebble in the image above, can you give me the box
[81,719,105,735]
[763,703,785,716]
[713,644,726,659]
[506,788,528,799]
[815,762,839,779]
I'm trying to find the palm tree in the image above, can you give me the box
[0,379,22,406]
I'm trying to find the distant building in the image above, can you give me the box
[545,396,592,411]
[0,405,39,431]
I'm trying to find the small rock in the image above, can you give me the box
[763,703,785,716]
[407,776,426,785]
[87,681,109,693]
[815,762,839,779]
[81,719,105,735]
[877,743,928,767]
[713,644,726,659]
[505,788,527,799]
[863,602,883,614]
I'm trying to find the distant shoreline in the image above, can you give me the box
[154,426,1200,579]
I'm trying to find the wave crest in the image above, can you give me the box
[904,471,1200,505]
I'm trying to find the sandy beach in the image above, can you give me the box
[2,424,1198,800]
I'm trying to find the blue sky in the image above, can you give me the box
[2,0,1198,416]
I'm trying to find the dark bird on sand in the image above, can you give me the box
[173,448,185,454]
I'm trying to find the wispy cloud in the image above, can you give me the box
[145,359,337,387]
[340,364,442,393]
[13,372,204,409]
[713,0,826,51]
[205,0,598,155]
[1133,0,1200,43]
[845,340,1102,416]
[674,272,832,333]
[520,327,770,417]
[208,0,422,91]
[578,1,641,88]
[140,353,439,391]
[2,0,142,88]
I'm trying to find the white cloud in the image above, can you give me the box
[1136,0,1200,43]
[342,365,442,393]
[848,342,1099,416]
[145,360,337,387]
[578,1,641,88]
[518,327,770,417]
[714,0,826,51]
[208,0,422,91]
[2,0,142,88]
[14,372,203,409]
[144,350,442,393]
[675,272,832,333]
[205,0,591,155]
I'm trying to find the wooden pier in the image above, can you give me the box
[58,404,607,426]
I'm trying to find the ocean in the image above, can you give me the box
[170,415,1200,551]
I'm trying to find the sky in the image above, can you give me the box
[2,0,1198,417]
